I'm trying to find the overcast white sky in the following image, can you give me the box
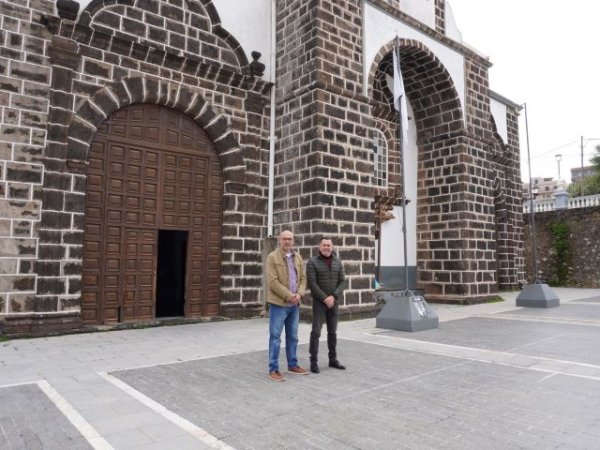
[447,0,600,183]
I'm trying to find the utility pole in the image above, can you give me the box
[581,136,585,196]
[515,102,559,308]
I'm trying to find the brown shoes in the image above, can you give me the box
[269,367,309,381]
[269,370,285,382]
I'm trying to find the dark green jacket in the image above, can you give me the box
[306,253,346,304]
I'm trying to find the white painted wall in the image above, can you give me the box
[363,2,466,120]
[213,0,272,80]
[444,1,463,42]
[376,103,418,267]
[401,0,435,29]
[73,0,92,11]
[490,98,508,143]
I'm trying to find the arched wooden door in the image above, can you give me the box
[81,104,223,324]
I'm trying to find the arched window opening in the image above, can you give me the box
[373,130,388,188]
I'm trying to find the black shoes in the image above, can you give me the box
[311,360,346,372]
[328,360,346,370]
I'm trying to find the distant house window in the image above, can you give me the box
[373,130,388,187]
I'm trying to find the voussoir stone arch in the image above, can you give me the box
[79,0,249,72]
[66,77,246,190]
[368,38,465,143]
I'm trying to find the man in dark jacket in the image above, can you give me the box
[306,237,346,373]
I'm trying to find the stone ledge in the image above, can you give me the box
[220,303,265,319]
[0,312,82,338]
[0,313,251,338]
[425,294,504,306]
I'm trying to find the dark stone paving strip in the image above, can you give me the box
[501,302,600,320]
[0,384,92,450]
[568,296,600,304]
[381,316,600,365]
[112,340,600,450]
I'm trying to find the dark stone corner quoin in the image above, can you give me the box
[57,0,80,21]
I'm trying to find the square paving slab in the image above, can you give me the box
[574,296,600,304]
[380,316,600,365]
[501,302,600,320]
[111,340,600,449]
[0,383,91,450]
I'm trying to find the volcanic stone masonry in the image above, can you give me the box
[0,0,524,336]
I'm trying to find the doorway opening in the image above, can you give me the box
[156,230,188,317]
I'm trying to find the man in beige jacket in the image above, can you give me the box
[266,230,309,381]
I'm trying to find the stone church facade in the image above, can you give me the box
[0,0,524,336]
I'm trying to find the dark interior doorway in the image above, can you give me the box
[156,230,188,317]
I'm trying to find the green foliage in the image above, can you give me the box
[548,221,570,286]
[567,178,600,197]
[567,146,600,197]
[592,145,600,173]
[587,145,600,193]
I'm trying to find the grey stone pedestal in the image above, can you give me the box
[376,291,439,332]
[516,283,560,308]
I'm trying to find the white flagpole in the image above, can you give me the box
[393,37,411,295]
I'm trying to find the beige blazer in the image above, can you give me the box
[265,249,306,306]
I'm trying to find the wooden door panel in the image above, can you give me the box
[122,228,156,321]
[82,104,223,324]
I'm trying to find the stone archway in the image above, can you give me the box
[368,39,464,144]
[81,104,223,323]
[66,78,246,191]
[369,39,468,298]
[44,78,249,323]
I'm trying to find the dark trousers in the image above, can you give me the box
[309,301,338,363]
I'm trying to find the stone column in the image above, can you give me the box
[274,0,376,314]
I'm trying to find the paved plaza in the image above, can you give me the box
[1,288,599,449]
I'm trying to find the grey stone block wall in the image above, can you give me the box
[524,207,600,288]
[0,0,54,317]
[1,0,273,334]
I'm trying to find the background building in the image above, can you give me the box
[523,177,567,201]
[571,166,596,183]
[0,0,524,335]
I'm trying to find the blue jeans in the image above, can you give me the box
[268,304,299,372]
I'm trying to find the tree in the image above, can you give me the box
[588,145,600,192]
[568,145,600,196]
[592,144,600,175]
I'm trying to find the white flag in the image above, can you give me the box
[393,44,409,146]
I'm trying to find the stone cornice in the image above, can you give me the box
[489,90,522,111]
